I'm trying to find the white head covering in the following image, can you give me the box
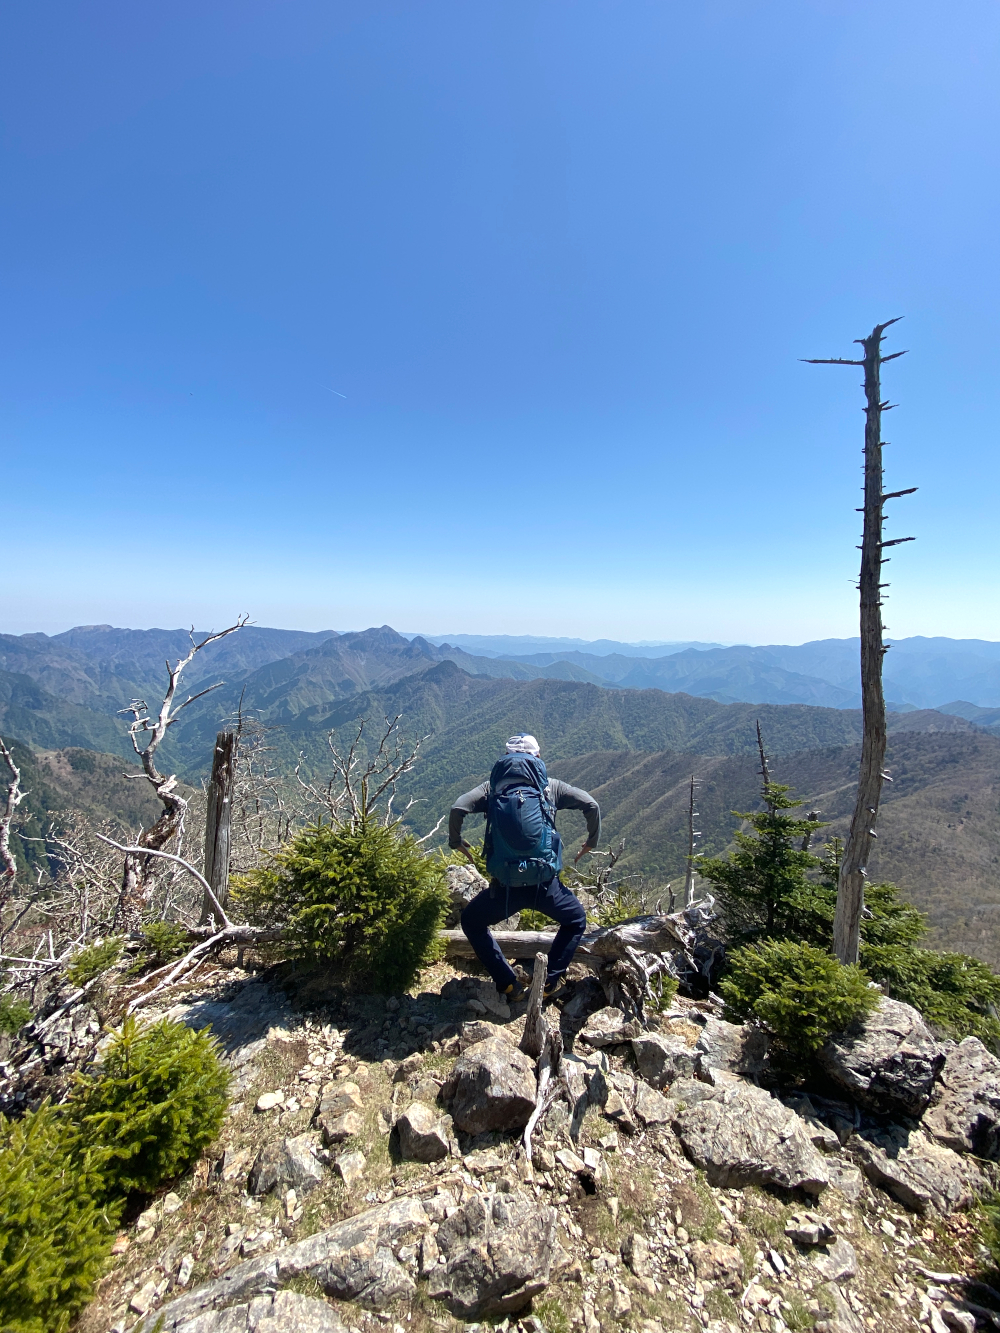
[505,733,540,756]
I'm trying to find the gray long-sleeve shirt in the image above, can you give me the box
[448,778,601,850]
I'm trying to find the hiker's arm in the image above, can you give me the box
[550,780,601,855]
[448,783,489,857]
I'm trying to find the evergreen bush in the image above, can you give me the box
[66,936,124,988]
[138,921,190,964]
[0,993,31,1035]
[862,943,1000,1045]
[72,1016,229,1196]
[697,783,826,944]
[721,939,879,1057]
[0,1105,117,1333]
[235,819,451,992]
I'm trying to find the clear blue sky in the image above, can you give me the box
[3,2,998,643]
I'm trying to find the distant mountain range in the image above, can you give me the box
[1,624,992,771]
[2,622,999,966]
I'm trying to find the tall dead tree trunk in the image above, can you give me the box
[683,775,700,907]
[200,730,236,926]
[805,321,915,964]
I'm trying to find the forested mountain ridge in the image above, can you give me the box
[5,623,1000,718]
[2,622,997,968]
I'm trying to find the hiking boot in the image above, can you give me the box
[502,981,528,1005]
[543,977,570,1005]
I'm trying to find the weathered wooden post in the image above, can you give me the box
[805,320,915,964]
[200,730,237,927]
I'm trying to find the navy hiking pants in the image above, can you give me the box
[459,875,587,992]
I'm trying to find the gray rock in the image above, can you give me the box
[249,1292,346,1333]
[811,1237,858,1283]
[825,1160,864,1203]
[561,1050,608,1134]
[578,1006,641,1047]
[784,1211,836,1246]
[456,1018,504,1051]
[630,1033,699,1089]
[334,1150,366,1188]
[675,1082,830,1193]
[440,1036,537,1134]
[621,1231,651,1279]
[426,1189,559,1317]
[634,1081,675,1126]
[396,1102,451,1162]
[445,865,519,930]
[315,1080,364,1145]
[319,1111,363,1146]
[695,1018,771,1078]
[817,997,945,1118]
[669,1076,720,1108]
[144,1197,429,1330]
[851,1125,986,1215]
[248,1134,325,1196]
[922,1037,1000,1160]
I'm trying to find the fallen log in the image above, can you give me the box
[440,912,693,964]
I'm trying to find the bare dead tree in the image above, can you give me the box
[805,320,915,963]
[683,774,701,907]
[295,715,427,828]
[200,731,236,926]
[113,617,249,934]
[229,709,297,870]
[0,737,26,895]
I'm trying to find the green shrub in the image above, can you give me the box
[518,907,552,930]
[72,1016,229,1196]
[863,943,1000,1045]
[0,993,31,1035]
[138,921,190,964]
[0,1104,117,1333]
[696,782,826,944]
[651,974,680,1011]
[66,937,124,988]
[721,939,880,1057]
[236,819,451,992]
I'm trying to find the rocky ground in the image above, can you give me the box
[9,934,1000,1333]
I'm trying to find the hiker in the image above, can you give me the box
[448,733,601,1003]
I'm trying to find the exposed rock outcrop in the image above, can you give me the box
[818,997,945,1117]
[851,1125,986,1215]
[145,1197,430,1329]
[674,1082,830,1193]
[630,1032,699,1088]
[173,1291,346,1333]
[425,1189,561,1317]
[922,1036,1000,1159]
[396,1101,452,1162]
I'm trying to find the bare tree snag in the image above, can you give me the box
[113,617,249,935]
[683,775,700,907]
[200,730,236,926]
[0,737,25,894]
[805,321,915,963]
[520,952,550,1060]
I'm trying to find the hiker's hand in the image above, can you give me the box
[460,841,477,867]
[574,842,592,864]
